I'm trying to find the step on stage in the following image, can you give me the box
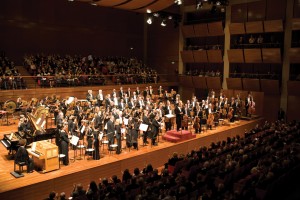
[0,118,264,200]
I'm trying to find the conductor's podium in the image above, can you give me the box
[28,140,59,173]
[163,130,196,143]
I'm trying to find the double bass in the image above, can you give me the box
[207,112,214,130]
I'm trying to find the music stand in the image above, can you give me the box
[70,135,79,162]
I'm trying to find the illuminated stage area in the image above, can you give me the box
[0,118,263,199]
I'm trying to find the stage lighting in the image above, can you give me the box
[196,0,203,9]
[147,17,153,25]
[161,20,167,27]
[174,0,182,5]
[216,1,221,6]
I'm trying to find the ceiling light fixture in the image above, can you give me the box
[147,17,153,24]
[161,20,167,27]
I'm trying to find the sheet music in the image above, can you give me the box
[123,118,129,125]
[99,132,104,140]
[165,114,175,118]
[104,123,107,130]
[70,135,79,146]
[80,126,85,134]
[139,123,148,131]
[9,133,13,140]
[31,142,37,152]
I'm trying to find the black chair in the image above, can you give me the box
[14,161,27,174]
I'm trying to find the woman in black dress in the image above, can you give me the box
[115,119,122,154]
[93,127,100,160]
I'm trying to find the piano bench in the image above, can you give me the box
[14,161,27,174]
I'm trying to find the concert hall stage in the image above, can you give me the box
[0,118,264,200]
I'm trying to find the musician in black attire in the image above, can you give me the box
[15,139,34,173]
[150,114,160,146]
[59,124,69,165]
[115,119,122,154]
[175,101,183,131]
[142,110,150,145]
[85,122,93,156]
[106,115,115,150]
[93,128,100,160]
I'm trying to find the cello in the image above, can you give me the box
[207,112,214,130]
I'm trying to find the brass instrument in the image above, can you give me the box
[3,100,17,114]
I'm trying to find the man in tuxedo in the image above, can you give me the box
[106,115,115,150]
[164,100,172,131]
[142,110,151,145]
[127,87,132,98]
[96,89,104,107]
[174,101,184,131]
[143,87,149,99]
[135,87,141,96]
[119,86,124,99]
[86,90,93,101]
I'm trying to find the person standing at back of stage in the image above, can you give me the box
[59,123,70,166]
[106,115,115,150]
[15,139,34,173]
[115,118,122,154]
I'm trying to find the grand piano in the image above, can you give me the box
[1,106,56,157]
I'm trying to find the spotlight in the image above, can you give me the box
[146,9,152,13]
[153,13,160,17]
[147,17,153,25]
[196,1,203,9]
[168,15,173,20]
[161,20,167,27]
[174,0,182,5]
[216,1,221,6]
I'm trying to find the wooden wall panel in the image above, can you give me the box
[229,23,246,35]
[242,78,260,92]
[245,21,264,33]
[244,49,262,63]
[294,0,300,18]
[181,25,195,38]
[192,76,207,89]
[207,50,223,63]
[226,78,243,90]
[264,20,284,32]
[289,48,300,63]
[231,3,248,23]
[262,48,282,63]
[193,50,208,63]
[180,51,194,63]
[207,21,224,36]
[266,0,286,20]
[260,79,280,95]
[292,18,300,30]
[247,1,266,22]
[287,96,300,121]
[206,77,222,90]
[194,23,209,37]
[287,81,300,96]
[227,49,244,63]
[179,75,193,88]
[264,94,281,122]
[0,83,177,103]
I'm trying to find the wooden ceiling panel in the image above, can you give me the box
[226,78,243,90]
[264,20,283,32]
[180,51,194,63]
[208,21,224,36]
[194,23,209,37]
[135,0,174,13]
[244,49,262,63]
[115,0,156,10]
[227,49,244,63]
[262,48,281,63]
[289,48,300,63]
[181,25,195,38]
[97,0,128,7]
[193,50,208,63]
[207,50,223,63]
[229,23,245,35]
[245,21,264,33]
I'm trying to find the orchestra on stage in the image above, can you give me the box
[1,86,256,168]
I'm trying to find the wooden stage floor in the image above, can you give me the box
[0,117,264,200]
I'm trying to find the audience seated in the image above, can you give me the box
[23,54,159,88]
[45,119,300,200]
[0,55,26,90]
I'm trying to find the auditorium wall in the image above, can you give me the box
[0,0,144,64]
